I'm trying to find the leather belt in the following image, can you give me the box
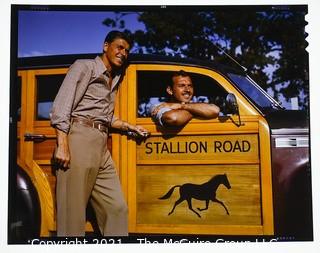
[71,118,108,133]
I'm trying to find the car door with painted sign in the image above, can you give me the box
[116,63,274,235]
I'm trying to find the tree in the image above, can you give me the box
[103,6,308,109]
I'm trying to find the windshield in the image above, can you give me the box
[227,73,281,112]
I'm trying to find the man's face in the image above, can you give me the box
[104,38,130,69]
[168,75,194,103]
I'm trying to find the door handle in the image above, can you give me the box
[24,133,47,142]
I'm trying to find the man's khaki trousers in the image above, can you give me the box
[56,122,128,236]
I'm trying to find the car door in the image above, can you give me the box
[17,68,67,236]
[114,64,274,235]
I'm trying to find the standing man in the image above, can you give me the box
[51,30,149,236]
[150,70,221,126]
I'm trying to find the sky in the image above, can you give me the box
[18,10,145,57]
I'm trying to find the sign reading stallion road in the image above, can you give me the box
[137,134,259,163]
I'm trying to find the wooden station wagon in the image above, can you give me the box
[9,53,312,242]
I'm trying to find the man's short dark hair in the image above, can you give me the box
[169,70,192,87]
[104,30,133,49]
[172,70,190,78]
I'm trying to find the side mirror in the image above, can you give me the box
[220,93,239,116]
[222,93,243,127]
[224,93,239,116]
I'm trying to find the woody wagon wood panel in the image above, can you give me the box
[127,132,273,235]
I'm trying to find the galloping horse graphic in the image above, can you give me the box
[159,174,231,218]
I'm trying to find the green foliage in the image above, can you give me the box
[102,6,308,109]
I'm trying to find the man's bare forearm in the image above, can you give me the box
[181,103,220,119]
[157,102,220,127]
[111,119,150,137]
[162,109,193,126]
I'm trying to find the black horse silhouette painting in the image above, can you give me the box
[159,174,231,218]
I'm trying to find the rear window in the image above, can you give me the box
[36,74,64,120]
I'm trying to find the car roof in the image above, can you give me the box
[16,53,245,76]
